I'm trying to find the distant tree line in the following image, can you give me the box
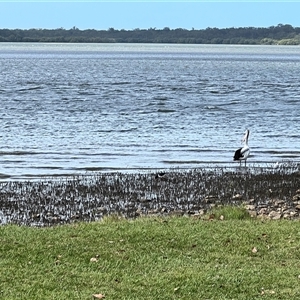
[1,24,300,45]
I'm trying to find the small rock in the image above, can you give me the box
[248,210,257,218]
[245,204,255,211]
[293,195,300,201]
[198,209,205,215]
[90,257,98,262]
[252,247,258,253]
[268,211,282,220]
[93,294,105,299]
[258,208,268,215]
[274,200,285,206]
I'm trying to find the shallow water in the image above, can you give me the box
[0,43,300,180]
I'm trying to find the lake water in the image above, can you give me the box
[0,43,300,180]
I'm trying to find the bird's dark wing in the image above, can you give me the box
[233,148,243,160]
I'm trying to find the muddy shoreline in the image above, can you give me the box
[1,165,300,226]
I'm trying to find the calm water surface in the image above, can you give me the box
[0,43,300,180]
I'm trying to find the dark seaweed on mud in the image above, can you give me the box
[0,164,300,226]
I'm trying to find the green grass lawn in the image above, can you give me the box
[1,214,300,299]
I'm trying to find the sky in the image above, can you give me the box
[1,1,300,31]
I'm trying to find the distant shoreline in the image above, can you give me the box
[1,24,300,45]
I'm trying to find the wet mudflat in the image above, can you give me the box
[0,165,300,226]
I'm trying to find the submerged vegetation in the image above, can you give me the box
[1,24,300,44]
[0,163,300,226]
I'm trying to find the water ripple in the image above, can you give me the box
[0,44,300,179]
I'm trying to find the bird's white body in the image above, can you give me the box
[233,129,250,166]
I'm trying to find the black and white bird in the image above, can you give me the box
[233,129,250,167]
